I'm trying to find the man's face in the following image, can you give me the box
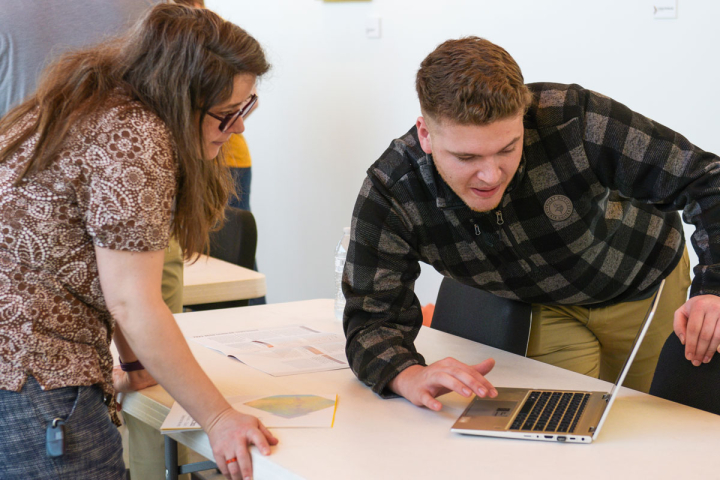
[417,114,524,213]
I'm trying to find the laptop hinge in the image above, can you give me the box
[602,394,611,401]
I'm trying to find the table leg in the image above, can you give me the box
[165,436,179,480]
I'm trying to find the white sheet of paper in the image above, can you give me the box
[160,393,338,432]
[192,325,349,376]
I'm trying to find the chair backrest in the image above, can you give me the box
[190,207,257,311]
[649,333,720,415]
[209,207,257,270]
[431,277,532,356]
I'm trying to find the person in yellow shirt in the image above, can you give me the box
[224,133,266,305]
[225,133,253,211]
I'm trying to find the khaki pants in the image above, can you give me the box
[528,248,691,393]
[161,236,184,315]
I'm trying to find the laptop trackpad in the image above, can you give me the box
[465,400,518,418]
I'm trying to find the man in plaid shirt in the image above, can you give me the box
[343,37,720,411]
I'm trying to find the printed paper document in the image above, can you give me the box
[192,325,349,376]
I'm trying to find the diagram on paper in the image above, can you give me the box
[244,395,336,419]
[161,393,338,432]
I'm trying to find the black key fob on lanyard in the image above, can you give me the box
[46,417,66,457]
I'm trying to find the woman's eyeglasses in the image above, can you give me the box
[207,94,258,132]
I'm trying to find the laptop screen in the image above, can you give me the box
[593,279,665,439]
[608,280,666,394]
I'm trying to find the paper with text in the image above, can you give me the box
[192,325,349,376]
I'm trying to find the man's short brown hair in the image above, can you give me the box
[416,37,532,125]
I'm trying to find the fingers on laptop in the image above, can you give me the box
[434,357,498,399]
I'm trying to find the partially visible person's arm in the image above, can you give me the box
[97,246,277,480]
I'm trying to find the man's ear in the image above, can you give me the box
[416,116,433,154]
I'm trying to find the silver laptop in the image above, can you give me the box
[451,279,665,444]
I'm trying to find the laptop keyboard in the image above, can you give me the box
[509,391,590,433]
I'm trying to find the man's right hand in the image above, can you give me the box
[388,357,498,411]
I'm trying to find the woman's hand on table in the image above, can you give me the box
[97,246,277,479]
[112,365,158,393]
[206,406,278,480]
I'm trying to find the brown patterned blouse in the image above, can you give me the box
[0,97,177,413]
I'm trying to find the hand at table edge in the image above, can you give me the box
[112,364,158,394]
[206,406,279,480]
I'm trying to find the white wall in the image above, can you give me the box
[209,0,720,305]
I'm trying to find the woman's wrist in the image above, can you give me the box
[119,357,145,372]
[128,368,156,390]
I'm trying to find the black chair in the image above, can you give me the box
[649,333,720,415]
[189,207,258,310]
[210,207,257,270]
[431,277,532,356]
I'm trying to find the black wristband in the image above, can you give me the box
[119,358,145,372]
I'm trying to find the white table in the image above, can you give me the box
[122,299,720,480]
[182,254,265,305]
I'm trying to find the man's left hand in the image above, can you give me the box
[674,295,720,366]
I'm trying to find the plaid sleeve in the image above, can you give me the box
[342,175,426,397]
[575,86,720,296]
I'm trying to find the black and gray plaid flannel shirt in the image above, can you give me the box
[343,82,720,396]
